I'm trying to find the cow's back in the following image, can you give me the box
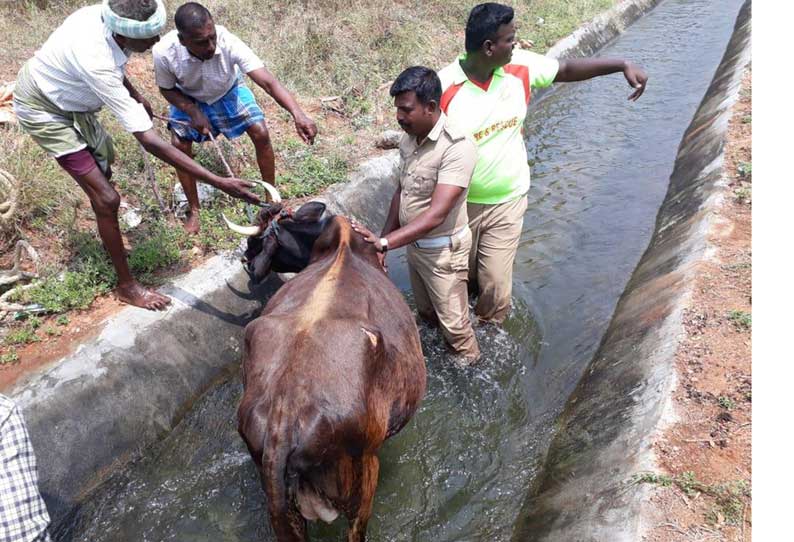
[240,237,425,445]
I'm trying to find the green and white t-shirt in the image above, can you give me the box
[438,50,559,205]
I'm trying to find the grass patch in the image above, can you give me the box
[10,232,117,313]
[21,271,109,313]
[717,395,735,410]
[0,348,19,365]
[634,471,750,525]
[196,203,251,252]
[276,149,349,199]
[734,185,751,204]
[4,325,41,346]
[127,220,189,282]
[27,315,42,329]
[727,309,751,330]
[67,231,117,287]
[737,161,752,178]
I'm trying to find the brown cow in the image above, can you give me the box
[232,198,427,542]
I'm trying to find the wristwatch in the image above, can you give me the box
[378,237,389,253]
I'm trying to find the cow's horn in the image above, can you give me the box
[222,214,263,236]
[251,180,282,203]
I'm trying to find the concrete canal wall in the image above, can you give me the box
[511,2,752,540]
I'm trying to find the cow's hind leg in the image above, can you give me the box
[347,454,379,542]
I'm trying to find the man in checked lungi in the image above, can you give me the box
[0,394,52,542]
[153,2,318,234]
[13,0,261,311]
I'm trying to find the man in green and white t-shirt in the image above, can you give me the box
[439,2,648,323]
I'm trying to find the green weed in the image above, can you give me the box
[717,396,735,410]
[5,326,41,346]
[196,204,251,252]
[706,480,750,525]
[727,310,752,330]
[734,185,751,203]
[67,231,117,288]
[277,152,349,199]
[128,221,188,282]
[23,271,109,313]
[635,472,750,525]
[0,349,19,365]
[633,472,673,487]
[56,315,70,326]
[737,161,752,178]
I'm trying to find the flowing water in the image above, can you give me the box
[57,0,746,540]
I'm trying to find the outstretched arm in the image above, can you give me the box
[134,129,260,204]
[555,58,648,100]
[246,67,318,143]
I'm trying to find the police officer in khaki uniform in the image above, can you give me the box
[353,66,480,362]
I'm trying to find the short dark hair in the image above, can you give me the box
[389,66,441,105]
[175,2,213,34]
[465,2,514,53]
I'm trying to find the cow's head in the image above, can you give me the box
[224,191,331,283]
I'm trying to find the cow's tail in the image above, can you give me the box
[261,434,306,540]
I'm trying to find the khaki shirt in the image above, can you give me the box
[398,114,477,237]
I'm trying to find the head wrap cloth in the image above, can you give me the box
[102,0,167,39]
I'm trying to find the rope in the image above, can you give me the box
[137,143,168,215]
[153,113,235,178]
[0,169,18,223]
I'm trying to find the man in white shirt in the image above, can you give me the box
[13,0,261,311]
[153,2,317,234]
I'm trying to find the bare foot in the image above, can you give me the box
[183,210,201,235]
[116,281,171,311]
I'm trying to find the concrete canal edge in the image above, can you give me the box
[511,2,752,541]
[8,0,667,528]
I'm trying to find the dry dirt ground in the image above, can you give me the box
[641,69,752,541]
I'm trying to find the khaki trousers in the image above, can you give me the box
[406,229,480,359]
[467,194,528,323]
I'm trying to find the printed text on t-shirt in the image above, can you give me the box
[473,116,520,142]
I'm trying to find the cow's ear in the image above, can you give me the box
[249,235,279,283]
[293,201,326,223]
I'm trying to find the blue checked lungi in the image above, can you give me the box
[0,395,51,542]
[168,81,265,143]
